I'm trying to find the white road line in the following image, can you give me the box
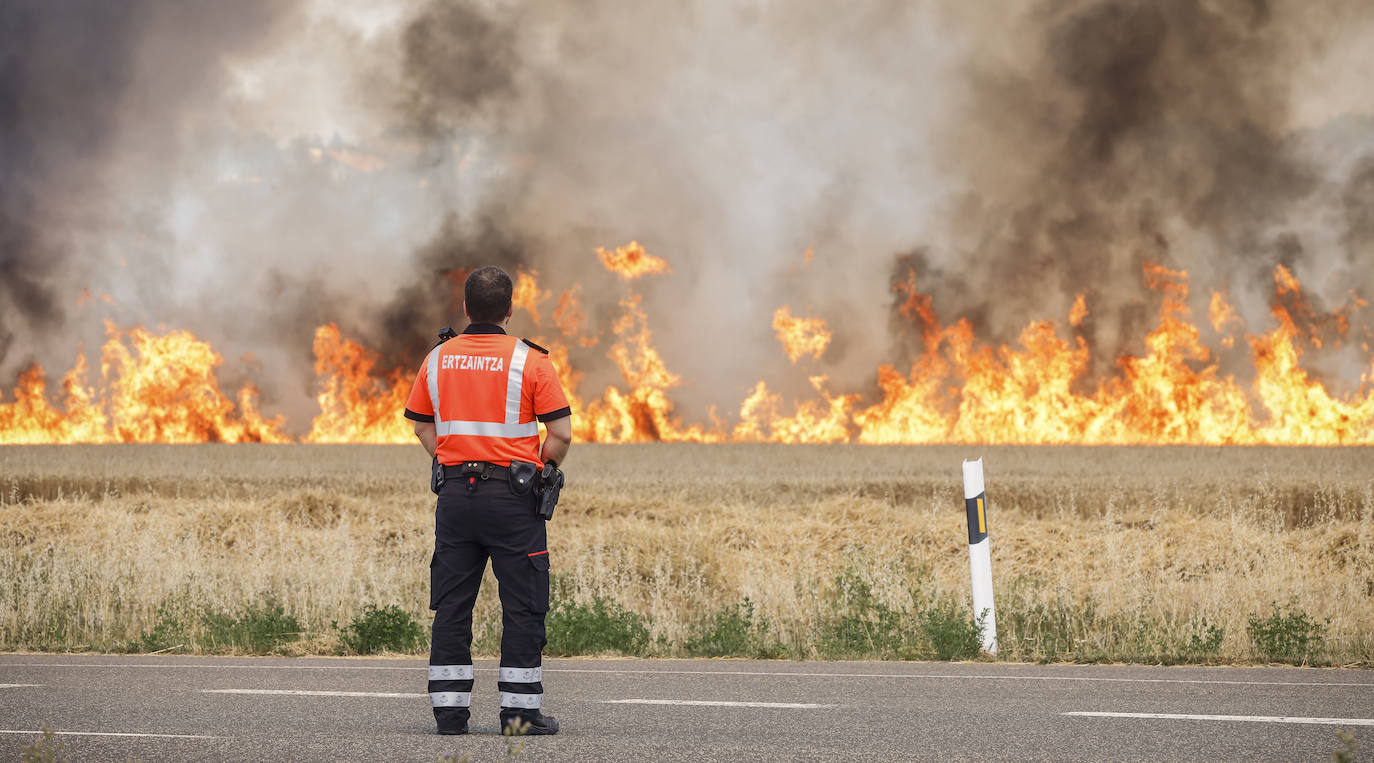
[0,730,219,740]
[0,663,418,672]
[202,689,424,698]
[549,668,1374,689]
[600,699,837,709]
[1065,711,1374,727]
[0,684,41,689]
[3,663,1372,689]
[199,689,834,708]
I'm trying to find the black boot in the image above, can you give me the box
[435,707,470,735]
[500,709,559,736]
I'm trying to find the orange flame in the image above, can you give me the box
[552,287,599,348]
[572,294,721,443]
[305,324,412,443]
[512,268,551,325]
[0,322,286,443]
[734,377,855,443]
[848,263,1374,445]
[3,245,1372,446]
[1209,289,1240,348]
[1069,294,1088,328]
[771,306,832,363]
[596,241,670,280]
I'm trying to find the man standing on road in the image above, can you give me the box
[404,265,573,736]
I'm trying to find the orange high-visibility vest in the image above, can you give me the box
[405,325,570,467]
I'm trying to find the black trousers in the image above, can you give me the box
[428,475,551,729]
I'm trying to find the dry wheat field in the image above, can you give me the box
[2,444,1371,664]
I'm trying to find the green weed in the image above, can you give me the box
[21,728,66,763]
[1248,601,1328,664]
[545,575,650,656]
[684,598,786,658]
[130,603,191,653]
[1333,729,1358,763]
[202,598,301,653]
[336,603,427,655]
[994,578,1099,662]
[1180,616,1225,660]
[128,598,304,654]
[995,578,1230,664]
[916,600,985,660]
[816,568,906,658]
[1112,612,1228,665]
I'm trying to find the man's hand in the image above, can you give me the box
[414,420,437,457]
[540,416,571,466]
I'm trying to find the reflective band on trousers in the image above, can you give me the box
[426,341,535,440]
[498,666,541,683]
[430,692,472,707]
[428,664,474,681]
[499,691,542,709]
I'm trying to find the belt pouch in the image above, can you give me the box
[508,461,538,496]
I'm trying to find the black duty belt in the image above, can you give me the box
[442,461,511,481]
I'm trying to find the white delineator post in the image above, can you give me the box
[962,458,997,655]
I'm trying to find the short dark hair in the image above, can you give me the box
[464,266,514,324]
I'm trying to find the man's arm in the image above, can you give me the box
[414,420,437,458]
[540,416,571,466]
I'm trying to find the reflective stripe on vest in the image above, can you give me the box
[426,340,537,439]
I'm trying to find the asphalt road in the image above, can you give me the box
[1,655,1371,761]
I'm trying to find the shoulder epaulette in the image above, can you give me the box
[521,338,550,354]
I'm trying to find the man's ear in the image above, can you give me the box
[505,304,514,320]
[462,300,470,320]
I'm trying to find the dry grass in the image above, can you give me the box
[1,443,1371,663]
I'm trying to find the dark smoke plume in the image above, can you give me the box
[377,215,530,367]
[907,0,1367,374]
[0,1,142,359]
[398,0,519,139]
[0,0,289,366]
[382,0,1374,410]
[5,0,1374,428]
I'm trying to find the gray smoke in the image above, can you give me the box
[0,0,298,387]
[373,0,964,407]
[0,1,149,362]
[906,0,1374,381]
[3,0,1373,431]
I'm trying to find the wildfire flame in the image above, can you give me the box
[4,244,1373,445]
[563,245,717,443]
[305,324,412,444]
[1069,294,1088,329]
[512,269,551,326]
[595,241,671,280]
[0,322,286,443]
[772,306,832,363]
[552,287,598,347]
[1209,289,1240,348]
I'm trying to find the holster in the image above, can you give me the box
[430,457,444,495]
[536,463,564,521]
